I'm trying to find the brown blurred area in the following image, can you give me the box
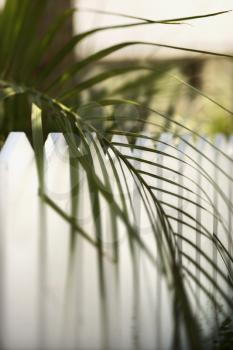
[37,0,75,90]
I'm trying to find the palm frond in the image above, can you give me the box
[0,3,233,349]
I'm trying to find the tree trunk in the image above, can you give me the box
[38,0,76,90]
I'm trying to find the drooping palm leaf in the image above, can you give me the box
[0,2,233,349]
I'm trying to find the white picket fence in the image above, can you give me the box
[0,132,232,350]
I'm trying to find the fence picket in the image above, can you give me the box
[0,132,39,349]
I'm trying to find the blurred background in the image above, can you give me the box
[0,0,232,136]
[74,0,233,136]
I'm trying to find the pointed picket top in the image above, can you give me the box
[134,133,148,158]
[132,133,155,167]
[136,132,154,149]
[86,132,108,184]
[211,133,233,165]
[86,131,97,154]
[44,133,70,205]
[195,134,207,150]
[176,133,193,155]
[134,134,147,146]
[110,134,132,157]
[194,134,216,177]
[159,132,173,142]
[155,132,174,166]
[90,131,98,140]
[90,132,117,188]
[214,133,228,152]
[214,134,230,178]
[157,132,173,152]
[135,132,154,148]
[229,134,233,145]
[176,135,198,183]
[44,132,61,158]
[44,133,68,164]
[193,135,210,178]
[88,132,105,159]
[111,134,128,144]
[0,132,34,168]
[190,134,207,180]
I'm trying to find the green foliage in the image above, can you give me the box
[0,1,233,349]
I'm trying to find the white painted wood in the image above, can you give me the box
[0,133,39,349]
[0,132,232,349]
